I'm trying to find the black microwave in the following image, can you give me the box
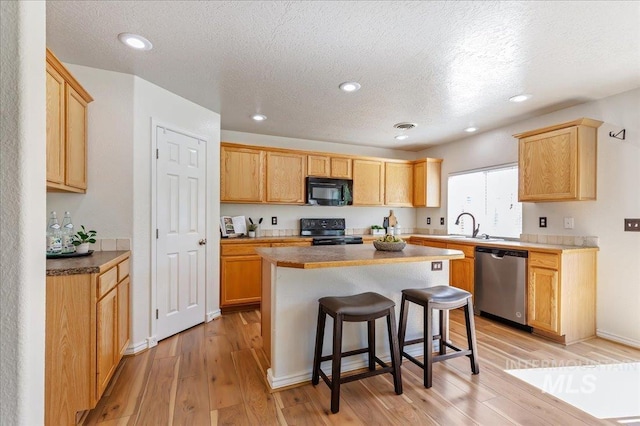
[306,177,353,206]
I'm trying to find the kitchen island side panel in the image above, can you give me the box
[265,260,450,389]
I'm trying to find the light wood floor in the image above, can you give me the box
[83,309,640,425]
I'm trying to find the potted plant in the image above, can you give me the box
[72,225,97,253]
[371,225,385,236]
[247,223,258,238]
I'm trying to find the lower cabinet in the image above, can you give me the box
[447,243,475,297]
[45,252,130,425]
[528,265,559,333]
[220,241,312,311]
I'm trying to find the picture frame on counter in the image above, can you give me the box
[220,215,247,237]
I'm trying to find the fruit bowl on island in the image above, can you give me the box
[373,234,406,251]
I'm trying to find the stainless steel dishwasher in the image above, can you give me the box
[475,246,528,325]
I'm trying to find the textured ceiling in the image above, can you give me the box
[46,1,640,151]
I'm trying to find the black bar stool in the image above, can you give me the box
[311,292,403,413]
[397,285,479,388]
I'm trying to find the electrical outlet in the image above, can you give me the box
[539,217,547,228]
[564,217,574,229]
[431,261,443,271]
[440,217,445,225]
[427,217,431,225]
[271,216,277,225]
[624,218,640,232]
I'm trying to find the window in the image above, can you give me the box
[447,164,522,238]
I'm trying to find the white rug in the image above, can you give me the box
[506,362,640,421]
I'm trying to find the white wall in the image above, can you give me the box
[220,130,417,232]
[133,77,221,347]
[419,88,640,346]
[47,66,135,239]
[0,1,46,424]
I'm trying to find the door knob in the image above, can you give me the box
[199,239,207,246]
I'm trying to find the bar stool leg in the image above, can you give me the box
[425,303,434,388]
[330,314,344,414]
[438,309,447,355]
[367,319,376,371]
[464,300,480,375]
[397,294,409,360]
[386,308,403,394]
[312,307,326,386]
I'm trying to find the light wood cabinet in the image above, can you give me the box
[220,145,265,202]
[46,48,93,193]
[266,151,306,203]
[447,243,475,296]
[413,158,442,207]
[307,155,352,179]
[353,159,385,205]
[385,162,413,206]
[220,241,312,311]
[515,118,602,202]
[45,252,130,425]
[527,250,596,344]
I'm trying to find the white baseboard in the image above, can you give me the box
[206,309,221,323]
[267,345,426,389]
[124,336,158,356]
[597,329,640,349]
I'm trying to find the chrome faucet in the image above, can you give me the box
[455,212,480,238]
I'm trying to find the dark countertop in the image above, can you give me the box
[46,250,130,276]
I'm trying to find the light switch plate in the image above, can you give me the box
[431,261,443,271]
[427,217,431,225]
[440,217,445,225]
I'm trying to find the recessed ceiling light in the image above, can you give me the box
[395,135,409,140]
[509,94,532,103]
[251,114,267,122]
[465,127,478,133]
[339,81,361,92]
[118,33,153,51]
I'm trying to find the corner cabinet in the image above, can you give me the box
[413,158,442,207]
[515,118,603,202]
[527,250,597,344]
[46,48,93,193]
[220,145,265,202]
[45,252,130,425]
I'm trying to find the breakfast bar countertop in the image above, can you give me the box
[255,243,464,269]
[46,250,130,276]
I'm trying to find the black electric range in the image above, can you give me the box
[300,218,363,246]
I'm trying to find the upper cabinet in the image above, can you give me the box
[413,158,442,207]
[307,155,352,179]
[265,151,306,203]
[221,145,265,202]
[353,159,385,205]
[515,118,603,202]
[46,48,93,193]
[384,161,413,206]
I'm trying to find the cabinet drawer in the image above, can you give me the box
[447,243,475,258]
[271,242,312,247]
[98,266,118,299]
[529,252,559,269]
[117,258,130,281]
[221,243,271,256]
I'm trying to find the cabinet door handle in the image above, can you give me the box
[199,239,207,246]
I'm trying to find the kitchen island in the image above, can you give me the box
[256,244,464,389]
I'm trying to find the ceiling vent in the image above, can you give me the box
[393,122,417,130]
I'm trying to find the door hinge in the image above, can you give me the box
[156,229,159,239]
[156,149,159,159]
[156,309,159,319]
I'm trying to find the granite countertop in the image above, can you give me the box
[46,250,130,276]
[255,244,464,269]
[220,235,378,244]
[408,234,599,253]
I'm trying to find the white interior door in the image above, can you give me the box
[156,127,206,340]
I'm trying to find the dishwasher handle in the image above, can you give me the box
[476,246,528,258]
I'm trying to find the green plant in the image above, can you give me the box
[248,223,258,231]
[72,225,97,245]
[371,225,384,229]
